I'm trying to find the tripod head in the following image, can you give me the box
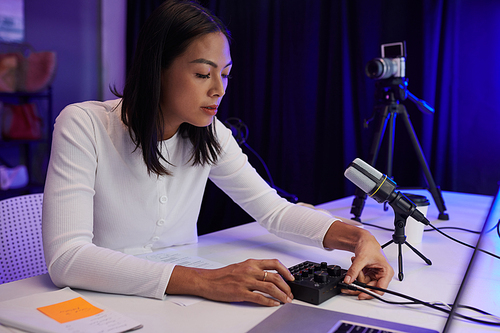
[373,77,434,114]
[364,77,434,129]
[374,77,408,104]
[363,78,407,129]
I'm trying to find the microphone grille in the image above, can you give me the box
[344,158,381,194]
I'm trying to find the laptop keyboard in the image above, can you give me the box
[333,322,396,333]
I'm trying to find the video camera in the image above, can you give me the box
[365,42,406,79]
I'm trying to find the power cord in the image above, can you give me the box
[427,222,500,260]
[360,221,482,234]
[495,218,500,238]
[338,281,500,327]
[359,219,500,260]
[425,226,480,234]
[224,118,298,202]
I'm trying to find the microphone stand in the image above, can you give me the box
[350,77,449,222]
[382,194,432,281]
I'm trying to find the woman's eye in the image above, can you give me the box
[196,73,210,79]
[222,74,232,79]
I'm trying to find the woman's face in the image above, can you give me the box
[160,32,232,140]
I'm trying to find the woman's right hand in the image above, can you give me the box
[166,259,295,306]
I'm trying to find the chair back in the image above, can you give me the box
[0,193,46,283]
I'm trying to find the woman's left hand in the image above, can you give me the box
[323,220,394,300]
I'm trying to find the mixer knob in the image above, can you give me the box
[314,272,328,283]
[327,265,341,277]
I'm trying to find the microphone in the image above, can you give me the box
[344,158,430,226]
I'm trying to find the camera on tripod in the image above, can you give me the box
[351,40,448,227]
[365,41,406,79]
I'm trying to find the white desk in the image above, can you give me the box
[0,190,498,332]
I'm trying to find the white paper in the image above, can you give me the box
[141,248,223,269]
[138,248,224,306]
[0,288,142,333]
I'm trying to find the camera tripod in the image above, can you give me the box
[382,208,432,281]
[350,77,449,222]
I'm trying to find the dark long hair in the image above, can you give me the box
[118,0,230,176]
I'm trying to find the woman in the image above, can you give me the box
[42,0,393,307]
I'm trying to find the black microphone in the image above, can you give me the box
[344,158,430,226]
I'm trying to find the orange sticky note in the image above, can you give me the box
[37,297,103,324]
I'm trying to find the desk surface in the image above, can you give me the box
[1,190,498,332]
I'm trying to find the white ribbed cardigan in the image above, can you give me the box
[42,99,337,299]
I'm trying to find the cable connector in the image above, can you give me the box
[338,282,359,291]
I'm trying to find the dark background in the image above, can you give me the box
[9,0,499,234]
[124,0,500,234]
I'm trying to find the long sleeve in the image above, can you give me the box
[210,121,338,249]
[43,101,177,299]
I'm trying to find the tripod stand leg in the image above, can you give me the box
[350,105,391,221]
[387,109,396,178]
[381,239,393,249]
[400,110,449,220]
[397,243,404,281]
[368,104,392,165]
[381,240,405,280]
[404,241,432,265]
[350,189,367,222]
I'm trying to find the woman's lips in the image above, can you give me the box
[201,105,218,115]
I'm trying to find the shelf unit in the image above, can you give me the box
[0,86,53,200]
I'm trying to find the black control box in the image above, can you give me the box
[286,261,347,305]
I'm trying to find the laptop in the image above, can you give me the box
[247,302,438,333]
[248,184,500,333]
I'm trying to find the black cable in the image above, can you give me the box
[338,283,414,306]
[339,282,500,326]
[496,219,500,239]
[360,222,394,232]
[224,117,275,187]
[242,142,275,188]
[424,226,480,234]
[360,221,500,260]
[361,222,482,234]
[357,282,499,325]
[243,142,298,202]
[223,117,298,202]
[428,223,500,260]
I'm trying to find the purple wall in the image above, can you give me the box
[24,0,101,119]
